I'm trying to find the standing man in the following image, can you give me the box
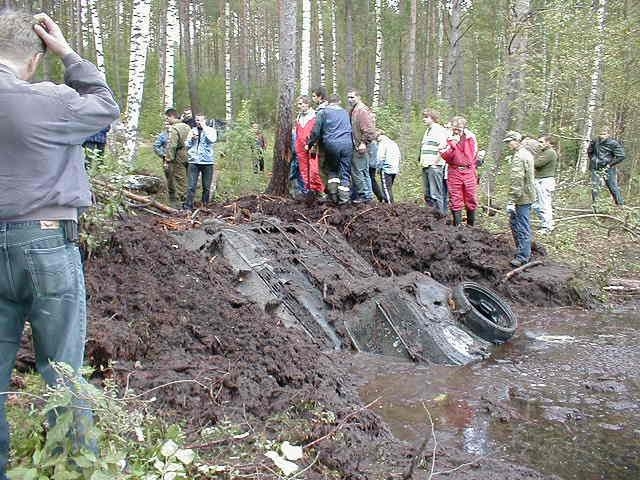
[184,114,217,210]
[419,110,449,214]
[440,116,479,226]
[307,88,353,205]
[165,108,191,207]
[82,124,110,162]
[532,134,558,233]
[347,89,376,203]
[587,127,625,210]
[503,131,536,267]
[0,11,120,478]
[295,95,325,197]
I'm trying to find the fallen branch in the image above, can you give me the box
[501,260,543,283]
[303,396,382,450]
[93,179,178,215]
[342,206,378,234]
[555,213,639,237]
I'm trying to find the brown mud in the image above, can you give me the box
[19,197,596,478]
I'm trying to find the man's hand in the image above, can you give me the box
[506,202,516,214]
[357,142,366,154]
[33,13,74,58]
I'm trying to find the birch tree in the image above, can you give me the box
[404,0,417,117]
[576,0,607,173]
[124,0,152,164]
[224,0,233,123]
[180,0,200,113]
[372,0,383,109]
[164,0,179,109]
[317,0,326,87]
[87,0,105,74]
[436,0,445,99]
[266,0,296,196]
[300,0,311,94]
[330,0,338,94]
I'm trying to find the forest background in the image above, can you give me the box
[12,0,638,206]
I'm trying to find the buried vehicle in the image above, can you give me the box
[176,216,517,365]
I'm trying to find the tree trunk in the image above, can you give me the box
[577,0,607,173]
[345,0,354,89]
[404,0,417,117]
[300,0,312,94]
[436,0,444,99]
[372,0,383,109]
[224,0,233,123]
[317,0,326,87]
[445,0,465,110]
[87,0,105,74]
[266,0,297,196]
[164,0,179,109]
[485,0,531,203]
[330,0,338,94]
[179,0,201,113]
[124,0,152,165]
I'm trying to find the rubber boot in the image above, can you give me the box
[327,179,339,204]
[466,208,476,226]
[452,210,462,226]
[337,186,351,205]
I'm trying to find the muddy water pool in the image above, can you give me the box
[350,305,640,479]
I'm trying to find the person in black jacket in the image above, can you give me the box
[587,128,625,209]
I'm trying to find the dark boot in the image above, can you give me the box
[327,180,339,204]
[466,209,476,226]
[452,210,462,226]
[337,187,351,205]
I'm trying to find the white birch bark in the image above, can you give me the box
[79,0,90,54]
[164,0,179,109]
[317,0,326,87]
[124,0,152,165]
[372,0,383,110]
[577,0,607,173]
[331,0,338,94]
[87,0,105,74]
[436,0,444,99]
[300,0,311,94]
[225,0,233,124]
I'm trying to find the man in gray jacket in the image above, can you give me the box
[0,11,120,477]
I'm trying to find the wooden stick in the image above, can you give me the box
[555,213,639,236]
[93,179,179,215]
[502,260,543,283]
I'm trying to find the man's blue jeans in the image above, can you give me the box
[351,150,373,200]
[184,163,214,209]
[509,204,532,262]
[0,222,88,478]
[422,165,447,214]
[591,166,624,206]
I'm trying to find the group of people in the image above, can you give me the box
[154,108,218,210]
[290,87,401,204]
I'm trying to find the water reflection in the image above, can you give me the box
[352,308,640,480]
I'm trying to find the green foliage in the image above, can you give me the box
[139,52,165,137]
[217,100,270,199]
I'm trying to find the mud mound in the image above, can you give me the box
[205,196,588,307]
[83,217,399,477]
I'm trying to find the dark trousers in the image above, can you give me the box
[184,163,214,209]
[591,166,624,206]
[380,172,396,203]
[324,141,353,187]
[370,167,383,201]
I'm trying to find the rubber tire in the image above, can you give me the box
[452,282,517,344]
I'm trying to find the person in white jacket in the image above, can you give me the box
[376,130,401,203]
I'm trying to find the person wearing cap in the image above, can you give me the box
[504,131,536,267]
[440,116,478,226]
[587,127,625,210]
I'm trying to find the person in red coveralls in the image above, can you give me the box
[440,116,478,226]
[295,95,325,198]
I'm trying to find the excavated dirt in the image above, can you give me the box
[17,196,593,478]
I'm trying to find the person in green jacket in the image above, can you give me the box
[504,131,536,267]
[165,108,192,206]
[532,134,558,233]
